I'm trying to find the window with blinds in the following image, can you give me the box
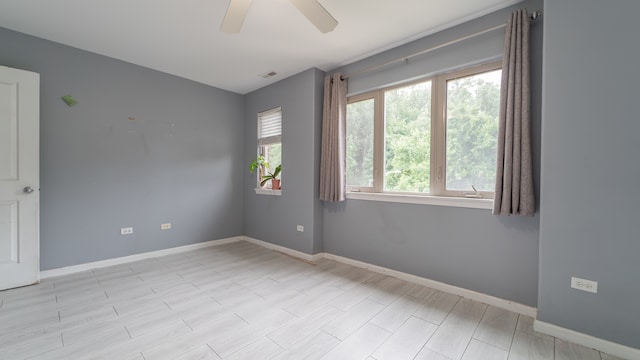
[258,107,282,146]
[256,107,282,189]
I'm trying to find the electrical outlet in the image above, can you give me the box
[296,225,304,232]
[120,227,133,235]
[161,223,172,230]
[571,276,598,294]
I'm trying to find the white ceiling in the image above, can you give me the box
[0,0,521,94]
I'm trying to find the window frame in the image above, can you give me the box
[346,61,502,206]
[256,106,282,191]
[345,92,381,193]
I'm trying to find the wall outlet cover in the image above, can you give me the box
[120,227,133,235]
[571,276,598,294]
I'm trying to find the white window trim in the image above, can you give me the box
[254,188,282,196]
[346,61,501,208]
[346,192,493,210]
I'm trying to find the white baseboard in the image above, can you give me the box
[40,236,244,279]
[39,235,637,356]
[241,240,636,357]
[40,234,536,318]
[242,237,535,317]
[322,252,537,318]
[534,320,640,359]
[242,236,324,263]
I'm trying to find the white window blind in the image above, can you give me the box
[258,107,282,146]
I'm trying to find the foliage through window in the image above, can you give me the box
[445,70,500,192]
[346,62,501,199]
[257,107,282,188]
[385,81,432,193]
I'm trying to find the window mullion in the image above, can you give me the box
[373,90,385,193]
[431,75,446,195]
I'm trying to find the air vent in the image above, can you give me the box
[260,71,277,79]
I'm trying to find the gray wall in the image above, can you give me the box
[243,68,325,254]
[538,0,640,348]
[0,27,245,270]
[321,0,543,307]
[5,2,638,349]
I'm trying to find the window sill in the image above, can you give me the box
[254,188,281,196]
[346,192,493,210]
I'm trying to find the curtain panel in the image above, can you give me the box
[319,73,347,202]
[493,9,535,216]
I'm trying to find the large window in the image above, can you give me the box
[346,62,501,200]
[257,107,282,188]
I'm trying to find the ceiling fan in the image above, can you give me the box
[221,0,338,34]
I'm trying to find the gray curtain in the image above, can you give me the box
[493,10,535,216]
[319,73,347,202]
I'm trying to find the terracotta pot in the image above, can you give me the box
[271,179,281,190]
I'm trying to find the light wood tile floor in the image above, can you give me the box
[0,241,626,360]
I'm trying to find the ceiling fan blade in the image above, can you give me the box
[289,0,338,33]
[221,0,253,33]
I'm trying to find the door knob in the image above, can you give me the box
[23,186,36,194]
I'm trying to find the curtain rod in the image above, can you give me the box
[341,10,541,80]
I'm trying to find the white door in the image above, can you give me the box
[0,66,40,290]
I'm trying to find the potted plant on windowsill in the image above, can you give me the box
[249,156,282,190]
[260,164,281,190]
